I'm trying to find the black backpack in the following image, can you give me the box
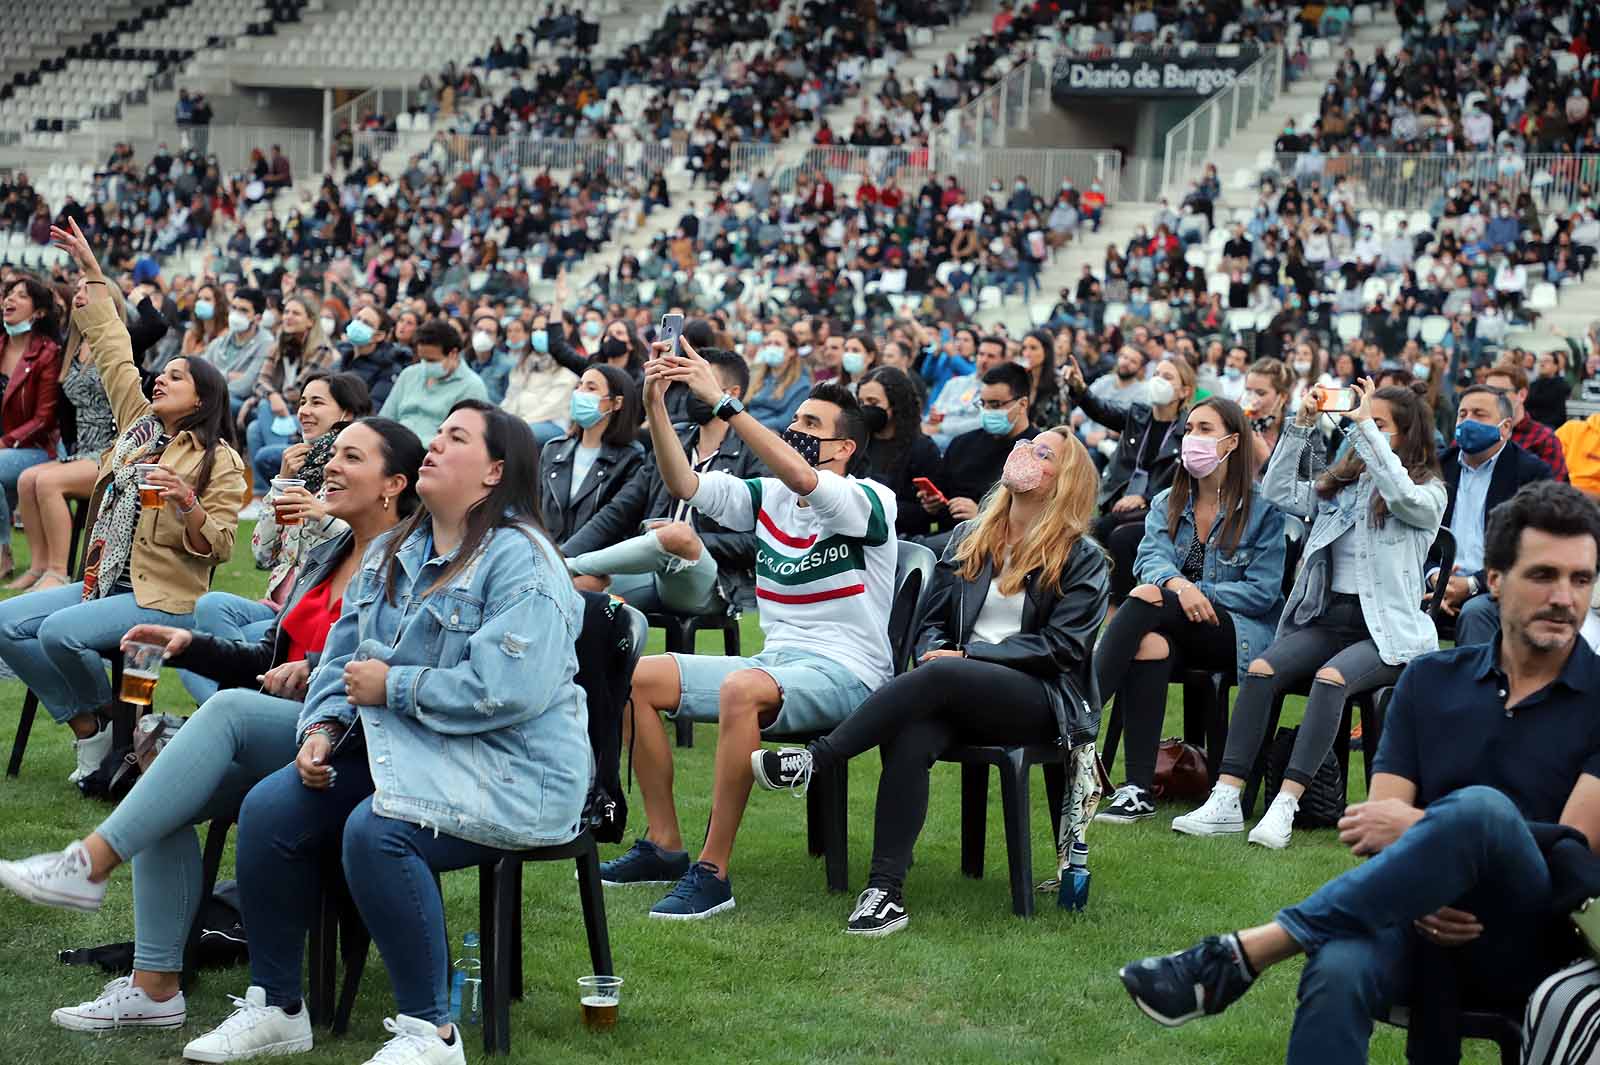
[574,591,637,844]
[60,880,248,974]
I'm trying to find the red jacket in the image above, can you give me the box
[1,332,61,451]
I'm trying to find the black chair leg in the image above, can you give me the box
[805,781,825,858]
[721,621,740,656]
[997,750,1034,918]
[1241,694,1287,819]
[575,842,614,976]
[1206,678,1232,783]
[510,862,524,1001]
[821,763,848,893]
[488,859,517,1056]
[307,886,339,1027]
[1099,704,1122,779]
[1041,760,1066,846]
[331,913,368,1037]
[8,689,38,777]
[959,762,988,879]
[181,817,233,992]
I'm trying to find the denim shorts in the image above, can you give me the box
[669,648,872,736]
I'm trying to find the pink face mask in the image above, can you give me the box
[1181,434,1234,478]
[1002,445,1045,493]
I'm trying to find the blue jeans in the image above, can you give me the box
[1275,786,1555,1064]
[97,689,301,972]
[246,414,295,495]
[0,446,51,547]
[179,592,279,703]
[0,582,194,723]
[1454,593,1501,647]
[237,750,497,1023]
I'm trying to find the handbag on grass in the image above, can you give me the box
[1152,738,1210,801]
[1263,725,1345,828]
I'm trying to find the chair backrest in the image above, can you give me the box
[1425,527,1456,622]
[889,540,937,676]
[573,593,646,843]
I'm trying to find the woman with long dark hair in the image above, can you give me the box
[179,282,225,356]
[1016,328,1067,429]
[1093,398,1288,823]
[538,364,644,543]
[0,274,64,578]
[240,295,342,500]
[183,400,589,1064]
[0,418,423,1034]
[0,221,247,784]
[858,365,940,538]
[1172,380,1445,849]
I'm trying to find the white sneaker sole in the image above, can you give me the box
[648,897,735,921]
[1171,817,1244,837]
[1119,967,1204,1028]
[1247,828,1292,850]
[182,1032,313,1062]
[0,863,105,913]
[600,877,679,888]
[52,1006,187,1031]
[1095,809,1156,824]
[845,914,908,937]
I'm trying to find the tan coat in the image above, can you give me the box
[79,298,247,613]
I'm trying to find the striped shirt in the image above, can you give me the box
[1524,957,1600,1065]
[690,468,898,690]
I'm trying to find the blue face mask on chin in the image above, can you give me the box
[1455,418,1503,454]
[3,319,32,337]
[980,408,1014,436]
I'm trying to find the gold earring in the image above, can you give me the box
[381,496,390,511]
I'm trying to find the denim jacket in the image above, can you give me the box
[1135,487,1288,679]
[299,518,591,849]
[1264,420,1447,666]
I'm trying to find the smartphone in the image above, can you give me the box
[658,313,684,357]
[912,477,947,503]
[1316,387,1358,413]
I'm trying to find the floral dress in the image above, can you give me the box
[60,349,117,463]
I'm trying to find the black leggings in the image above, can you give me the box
[809,656,1057,895]
[1095,588,1238,791]
[1095,508,1149,604]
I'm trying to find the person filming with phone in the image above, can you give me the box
[1171,378,1446,850]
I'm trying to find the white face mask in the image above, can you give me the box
[319,315,336,336]
[471,330,495,354]
[1146,376,1176,406]
[227,310,252,335]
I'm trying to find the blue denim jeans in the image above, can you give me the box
[246,414,295,495]
[237,749,498,1023]
[97,689,301,972]
[179,592,279,703]
[0,445,51,547]
[0,582,194,723]
[1275,786,1555,1064]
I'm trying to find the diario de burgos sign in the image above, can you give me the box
[1051,55,1256,99]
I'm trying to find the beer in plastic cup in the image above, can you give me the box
[135,463,163,509]
[577,975,622,1031]
[271,477,306,526]
[121,641,165,706]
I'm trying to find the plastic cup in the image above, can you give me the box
[577,975,622,1031]
[135,463,163,509]
[271,477,306,526]
[121,641,165,705]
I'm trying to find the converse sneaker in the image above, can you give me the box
[1171,783,1245,837]
[750,747,813,794]
[52,975,186,1031]
[0,841,107,912]
[845,887,908,937]
[360,1014,465,1065]
[1096,784,1156,824]
[1247,791,1299,850]
[181,986,312,1063]
[598,838,690,887]
[649,861,735,920]
[69,721,112,784]
[1120,933,1257,1028]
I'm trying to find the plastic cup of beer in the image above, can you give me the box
[577,975,622,1031]
[271,478,306,526]
[121,641,165,706]
[135,463,163,509]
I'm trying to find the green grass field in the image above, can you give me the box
[0,529,1484,1064]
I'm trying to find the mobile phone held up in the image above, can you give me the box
[1315,387,1359,413]
[658,313,684,358]
[912,476,947,504]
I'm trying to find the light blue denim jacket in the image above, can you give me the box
[1263,419,1447,666]
[299,517,591,849]
[1134,486,1288,679]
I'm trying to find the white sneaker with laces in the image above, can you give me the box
[360,1015,465,1065]
[52,975,186,1031]
[1248,791,1300,850]
[69,721,112,784]
[1171,783,1245,836]
[0,841,106,912]
[238,500,266,522]
[181,986,312,1063]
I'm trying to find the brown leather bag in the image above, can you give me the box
[1152,738,1210,800]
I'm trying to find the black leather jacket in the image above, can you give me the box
[1073,386,1185,511]
[559,424,768,609]
[915,522,1110,747]
[171,531,353,686]
[538,435,647,545]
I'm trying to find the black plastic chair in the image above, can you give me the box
[1101,668,1235,785]
[645,608,742,748]
[938,743,1067,917]
[1385,1004,1522,1065]
[180,808,240,993]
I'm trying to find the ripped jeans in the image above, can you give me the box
[566,527,723,614]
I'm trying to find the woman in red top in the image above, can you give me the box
[0,275,63,578]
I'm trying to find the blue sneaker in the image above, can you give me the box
[649,861,735,920]
[1120,933,1256,1028]
[598,838,690,887]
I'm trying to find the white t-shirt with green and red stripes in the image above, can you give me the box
[690,467,898,691]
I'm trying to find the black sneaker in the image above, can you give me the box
[845,887,908,937]
[1119,933,1256,1028]
[1096,784,1156,824]
[750,747,813,794]
[598,838,691,887]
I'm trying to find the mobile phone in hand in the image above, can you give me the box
[1316,387,1358,413]
[912,476,947,504]
[658,313,684,357]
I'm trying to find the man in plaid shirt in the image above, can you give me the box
[1487,363,1569,483]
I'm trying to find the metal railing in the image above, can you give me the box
[943,147,1124,205]
[730,143,938,197]
[1161,45,1283,198]
[352,130,681,182]
[137,124,321,183]
[1250,153,1600,212]
[942,54,1049,153]
[1051,43,1266,59]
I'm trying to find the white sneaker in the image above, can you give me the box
[181,986,312,1063]
[238,500,266,522]
[52,975,186,1031]
[1248,792,1300,850]
[361,1015,465,1065]
[69,721,112,784]
[1171,783,1245,837]
[0,841,107,912]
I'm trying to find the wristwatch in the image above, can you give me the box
[713,394,745,421]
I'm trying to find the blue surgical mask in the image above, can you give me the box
[507,337,527,351]
[3,319,31,337]
[747,329,764,346]
[422,359,447,380]
[980,408,1014,436]
[531,330,549,354]
[842,352,866,375]
[271,414,299,437]
[1412,361,1431,380]
[344,320,375,346]
[570,391,606,428]
[1224,366,1243,380]
[758,345,785,367]
[194,299,215,321]
[1454,418,1502,454]
[583,320,602,338]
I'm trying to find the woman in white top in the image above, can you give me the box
[501,313,577,444]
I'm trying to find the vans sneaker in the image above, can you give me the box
[1096,784,1157,824]
[52,975,186,1031]
[845,887,908,937]
[751,747,813,794]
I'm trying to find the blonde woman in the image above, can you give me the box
[752,429,1110,936]
[746,327,812,430]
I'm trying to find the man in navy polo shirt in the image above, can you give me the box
[1118,481,1600,1064]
